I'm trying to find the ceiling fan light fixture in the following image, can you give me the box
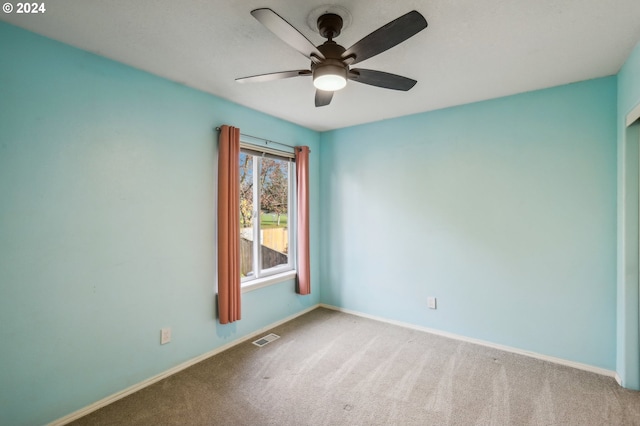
[313,64,347,91]
[240,8,428,106]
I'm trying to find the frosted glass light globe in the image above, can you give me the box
[312,63,347,91]
[313,74,347,91]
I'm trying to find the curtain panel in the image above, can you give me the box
[217,125,241,324]
[295,146,311,295]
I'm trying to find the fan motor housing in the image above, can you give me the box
[312,41,348,90]
[313,41,348,76]
[317,40,345,59]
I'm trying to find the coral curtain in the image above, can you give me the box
[217,125,241,323]
[295,146,311,295]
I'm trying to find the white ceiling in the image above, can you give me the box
[3,1,640,131]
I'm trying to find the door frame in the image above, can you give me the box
[618,104,640,390]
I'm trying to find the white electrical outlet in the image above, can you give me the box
[161,328,171,345]
[427,297,437,309]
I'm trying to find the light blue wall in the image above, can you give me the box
[320,77,617,371]
[0,22,320,425]
[616,39,640,390]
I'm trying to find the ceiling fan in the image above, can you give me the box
[236,8,428,107]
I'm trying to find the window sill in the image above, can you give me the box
[241,270,297,293]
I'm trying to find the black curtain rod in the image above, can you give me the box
[214,127,307,152]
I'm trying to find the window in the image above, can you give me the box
[239,144,295,285]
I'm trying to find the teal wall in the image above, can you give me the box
[616,39,640,390]
[320,77,618,371]
[0,22,320,425]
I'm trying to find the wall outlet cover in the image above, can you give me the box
[427,297,437,309]
[161,328,171,344]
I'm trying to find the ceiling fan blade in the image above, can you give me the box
[236,70,311,83]
[251,8,325,62]
[349,69,417,91]
[342,11,427,65]
[315,90,333,107]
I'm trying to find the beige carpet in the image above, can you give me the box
[72,308,640,425]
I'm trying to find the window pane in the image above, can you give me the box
[260,157,289,271]
[239,152,254,279]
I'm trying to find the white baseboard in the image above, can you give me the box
[615,373,623,386]
[49,304,320,426]
[319,304,616,379]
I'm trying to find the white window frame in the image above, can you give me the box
[239,141,297,292]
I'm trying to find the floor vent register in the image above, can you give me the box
[252,333,280,347]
